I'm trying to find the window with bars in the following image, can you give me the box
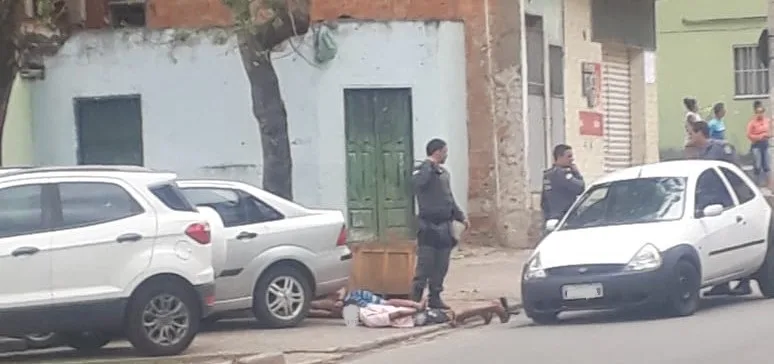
[734,45,769,98]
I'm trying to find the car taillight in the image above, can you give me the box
[186,223,211,245]
[336,226,347,247]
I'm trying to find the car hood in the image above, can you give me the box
[536,221,686,269]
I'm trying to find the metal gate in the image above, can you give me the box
[602,45,633,172]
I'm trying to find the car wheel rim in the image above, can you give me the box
[142,294,190,347]
[266,276,305,320]
[27,333,55,341]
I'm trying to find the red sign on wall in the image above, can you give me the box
[579,111,604,136]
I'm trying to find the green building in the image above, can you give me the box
[657,0,768,159]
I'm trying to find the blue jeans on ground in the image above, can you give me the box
[751,141,770,185]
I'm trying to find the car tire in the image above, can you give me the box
[664,259,701,317]
[23,332,61,349]
[526,311,559,325]
[755,222,774,298]
[60,331,110,353]
[253,264,312,328]
[124,279,201,357]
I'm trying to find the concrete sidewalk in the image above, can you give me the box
[0,248,531,364]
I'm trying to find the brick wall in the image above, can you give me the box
[146,0,232,29]
[314,0,526,247]
[139,0,527,246]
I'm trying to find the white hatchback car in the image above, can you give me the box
[177,179,351,328]
[522,160,774,324]
[0,166,218,356]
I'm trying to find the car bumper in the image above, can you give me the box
[521,266,670,314]
[315,246,353,297]
[194,282,216,318]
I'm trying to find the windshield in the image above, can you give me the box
[560,177,687,230]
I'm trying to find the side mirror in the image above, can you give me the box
[545,219,560,231]
[702,204,724,218]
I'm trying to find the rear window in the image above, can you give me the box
[149,183,197,212]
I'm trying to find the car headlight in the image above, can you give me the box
[523,253,547,280]
[624,243,662,271]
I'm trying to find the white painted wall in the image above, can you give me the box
[30,21,469,215]
[2,75,34,166]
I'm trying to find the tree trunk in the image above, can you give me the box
[237,32,293,200]
[0,0,19,165]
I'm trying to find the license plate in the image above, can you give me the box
[562,283,604,300]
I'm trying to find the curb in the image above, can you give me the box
[286,324,452,355]
[236,352,286,364]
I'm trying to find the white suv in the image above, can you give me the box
[0,166,216,356]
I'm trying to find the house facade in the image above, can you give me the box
[657,0,768,160]
[1,0,659,247]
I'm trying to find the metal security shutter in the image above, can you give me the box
[602,45,632,172]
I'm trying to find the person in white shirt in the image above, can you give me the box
[683,97,703,157]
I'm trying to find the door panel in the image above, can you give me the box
[0,183,52,310]
[694,169,742,280]
[345,90,379,243]
[345,88,414,243]
[373,89,414,240]
[49,179,155,303]
[699,211,745,281]
[75,95,144,166]
[717,167,769,271]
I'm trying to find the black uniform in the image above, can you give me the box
[411,160,465,305]
[697,139,738,165]
[540,165,585,221]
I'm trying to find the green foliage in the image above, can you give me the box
[34,0,63,26]
[221,0,252,24]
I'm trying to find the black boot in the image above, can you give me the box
[411,286,425,302]
[428,294,450,310]
[731,279,753,296]
[705,283,732,296]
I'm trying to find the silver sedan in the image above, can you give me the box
[177,179,352,328]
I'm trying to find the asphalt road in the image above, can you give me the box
[346,293,774,364]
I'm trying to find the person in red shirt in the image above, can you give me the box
[747,100,771,187]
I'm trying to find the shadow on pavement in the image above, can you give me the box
[517,294,764,327]
[0,318,275,363]
[0,346,137,363]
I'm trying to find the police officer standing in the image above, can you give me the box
[689,120,738,164]
[411,138,469,309]
[688,121,752,296]
[541,144,585,224]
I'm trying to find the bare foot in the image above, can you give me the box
[418,296,428,310]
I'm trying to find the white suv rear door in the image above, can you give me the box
[47,177,156,304]
[0,182,53,309]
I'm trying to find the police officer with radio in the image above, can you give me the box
[688,121,752,296]
[541,144,585,224]
[411,138,469,310]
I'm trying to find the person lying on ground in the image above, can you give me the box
[309,288,426,318]
[450,297,516,327]
[360,297,517,328]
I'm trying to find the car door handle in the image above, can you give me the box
[116,233,143,243]
[736,215,745,224]
[12,247,39,257]
[236,231,258,240]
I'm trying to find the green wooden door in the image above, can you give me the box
[345,88,414,243]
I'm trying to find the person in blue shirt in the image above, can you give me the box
[707,102,727,140]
